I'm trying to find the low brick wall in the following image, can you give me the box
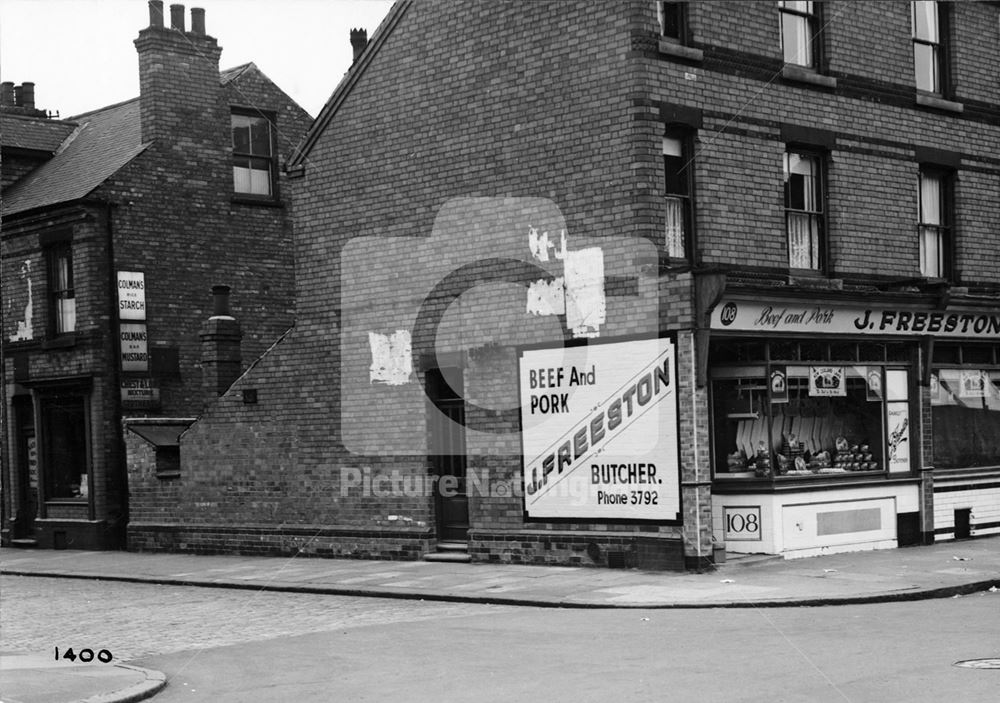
[469,530,685,571]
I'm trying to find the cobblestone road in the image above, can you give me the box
[1,574,506,661]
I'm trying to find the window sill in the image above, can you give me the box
[713,473,918,493]
[657,38,703,63]
[41,334,76,350]
[915,93,964,114]
[155,471,181,480]
[781,65,837,89]
[231,195,285,209]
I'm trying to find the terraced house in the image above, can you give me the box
[128,0,1000,569]
[1,2,311,549]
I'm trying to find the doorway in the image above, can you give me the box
[426,368,469,543]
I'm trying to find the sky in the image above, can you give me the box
[0,0,395,119]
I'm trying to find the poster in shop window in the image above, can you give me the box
[518,337,680,522]
[809,366,846,397]
[959,370,988,398]
[887,402,910,473]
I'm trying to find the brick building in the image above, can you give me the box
[129,1,1000,568]
[1,2,311,549]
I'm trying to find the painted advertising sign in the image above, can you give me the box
[120,323,149,373]
[121,378,160,406]
[518,337,680,521]
[117,271,146,320]
[711,300,1000,339]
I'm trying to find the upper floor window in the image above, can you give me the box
[912,1,945,94]
[46,243,75,335]
[779,1,819,68]
[918,167,952,279]
[232,111,276,197]
[658,2,688,43]
[784,149,824,271]
[663,128,693,259]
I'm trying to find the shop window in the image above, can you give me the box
[713,366,896,479]
[784,149,825,270]
[232,111,276,197]
[657,1,688,43]
[932,369,1000,469]
[39,393,89,500]
[912,1,947,94]
[663,127,694,259]
[46,243,76,335]
[779,1,819,68]
[918,167,952,279]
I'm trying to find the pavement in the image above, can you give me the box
[2,537,999,703]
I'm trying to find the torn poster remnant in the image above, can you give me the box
[369,330,412,385]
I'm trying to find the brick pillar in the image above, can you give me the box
[200,286,242,403]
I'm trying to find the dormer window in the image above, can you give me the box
[232,111,276,197]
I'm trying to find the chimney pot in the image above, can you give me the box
[190,7,205,35]
[21,82,35,110]
[148,0,164,27]
[170,4,185,31]
[211,285,231,316]
[0,82,14,107]
[350,28,368,63]
[13,85,22,107]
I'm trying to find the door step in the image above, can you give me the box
[10,538,38,548]
[424,541,471,562]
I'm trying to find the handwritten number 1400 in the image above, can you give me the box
[54,647,113,663]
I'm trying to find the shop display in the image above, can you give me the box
[713,368,888,479]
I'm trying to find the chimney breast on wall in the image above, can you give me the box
[350,28,368,63]
[148,0,164,27]
[200,286,243,402]
[170,4,185,31]
[190,7,205,35]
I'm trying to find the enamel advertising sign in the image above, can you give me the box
[518,337,681,521]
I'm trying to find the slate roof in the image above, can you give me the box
[220,62,254,84]
[2,98,147,216]
[1,113,78,153]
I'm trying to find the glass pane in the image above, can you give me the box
[914,43,938,92]
[932,370,1000,469]
[919,172,942,224]
[787,212,820,269]
[233,165,252,192]
[919,225,942,278]
[781,1,813,12]
[712,377,769,477]
[770,342,799,361]
[57,298,76,334]
[665,196,685,258]
[232,118,251,153]
[664,153,688,195]
[249,118,271,156]
[782,13,812,67]
[886,369,909,401]
[249,166,271,196]
[662,135,683,158]
[659,2,682,39]
[858,343,886,362]
[962,346,993,365]
[912,0,938,41]
[830,342,857,362]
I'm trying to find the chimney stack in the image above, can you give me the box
[0,82,13,107]
[350,28,368,63]
[200,286,243,401]
[190,7,205,35]
[148,0,164,27]
[170,3,185,31]
[21,82,35,110]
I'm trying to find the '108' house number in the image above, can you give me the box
[723,506,762,541]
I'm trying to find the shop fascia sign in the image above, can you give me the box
[518,336,681,522]
[712,299,1000,339]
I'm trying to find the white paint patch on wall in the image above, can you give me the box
[564,247,606,338]
[526,277,566,316]
[368,330,412,385]
[528,226,566,263]
[9,260,34,342]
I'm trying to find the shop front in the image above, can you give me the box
[706,293,1000,558]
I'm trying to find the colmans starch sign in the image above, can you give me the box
[518,337,681,522]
